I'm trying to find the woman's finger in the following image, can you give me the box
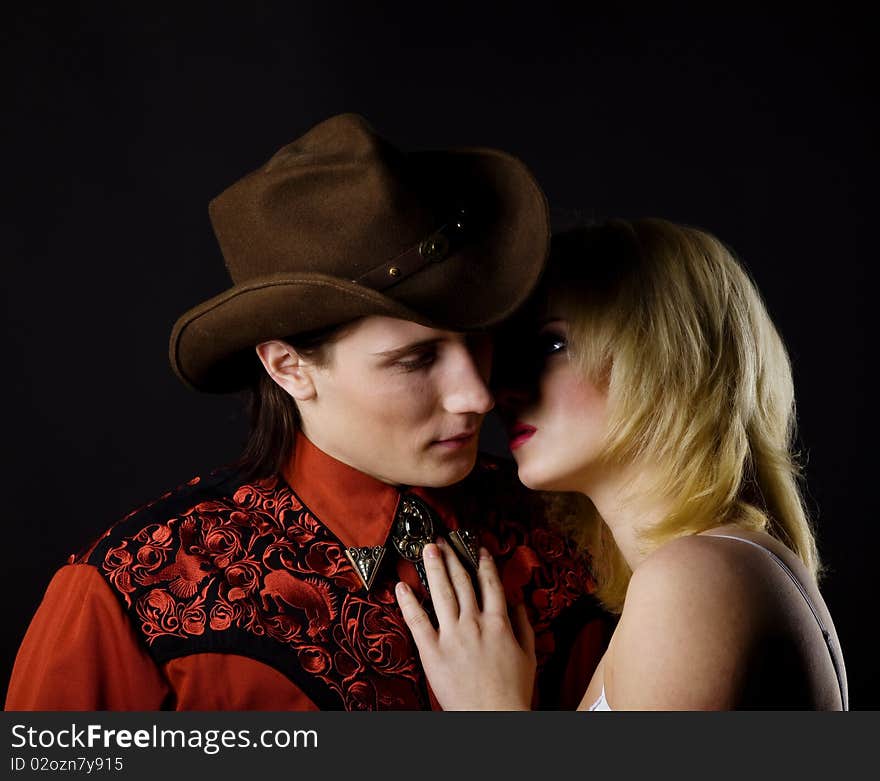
[421,543,461,626]
[509,602,536,659]
[395,581,437,654]
[475,547,508,617]
[436,537,479,618]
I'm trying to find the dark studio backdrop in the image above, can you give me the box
[3,4,874,707]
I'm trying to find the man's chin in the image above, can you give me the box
[415,447,479,487]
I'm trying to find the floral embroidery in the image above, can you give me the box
[87,462,596,710]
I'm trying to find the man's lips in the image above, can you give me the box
[433,430,478,449]
[508,423,536,450]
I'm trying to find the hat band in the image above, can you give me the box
[354,208,469,291]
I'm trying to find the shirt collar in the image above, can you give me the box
[282,432,458,550]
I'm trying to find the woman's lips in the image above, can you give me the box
[508,423,536,451]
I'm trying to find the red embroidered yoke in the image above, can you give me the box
[7,435,608,710]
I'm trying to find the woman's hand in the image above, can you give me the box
[395,537,536,710]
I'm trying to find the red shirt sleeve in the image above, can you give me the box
[162,654,319,710]
[6,565,323,710]
[5,564,170,710]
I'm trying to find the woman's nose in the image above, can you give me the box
[494,383,531,415]
[491,343,540,414]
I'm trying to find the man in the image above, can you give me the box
[6,114,606,710]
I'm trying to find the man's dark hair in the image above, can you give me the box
[237,321,356,479]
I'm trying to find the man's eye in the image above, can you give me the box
[397,351,436,371]
[536,332,567,356]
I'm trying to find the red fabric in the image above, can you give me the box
[7,434,607,711]
[284,434,403,549]
[164,654,319,711]
[6,565,169,710]
[559,619,609,710]
[99,472,429,709]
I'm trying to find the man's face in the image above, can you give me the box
[296,316,494,487]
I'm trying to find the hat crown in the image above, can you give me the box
[171,113,550,392]
[209,114,435,285]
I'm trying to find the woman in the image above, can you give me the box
[395,218,848,710]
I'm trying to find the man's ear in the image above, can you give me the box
[255,341,317,401]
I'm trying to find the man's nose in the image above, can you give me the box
[442,353,495,415]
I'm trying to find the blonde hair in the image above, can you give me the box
[546,218,819,612]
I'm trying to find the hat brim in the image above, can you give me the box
[170,146,549,393]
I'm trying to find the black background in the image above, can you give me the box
[3,4,874,707]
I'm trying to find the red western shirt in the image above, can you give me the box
[6,434,607,710]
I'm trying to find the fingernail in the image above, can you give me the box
[435,536,447,548]
[479,546,491,560]
[423,543,441,559]
[396,581,410,596]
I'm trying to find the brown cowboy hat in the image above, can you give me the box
[169,113,550,392]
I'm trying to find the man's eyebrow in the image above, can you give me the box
[371,338,441,359]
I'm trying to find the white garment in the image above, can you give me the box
[588,685,611,711]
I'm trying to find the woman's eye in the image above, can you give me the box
[536,331,567,356]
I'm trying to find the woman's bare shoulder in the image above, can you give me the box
[605,534,770,709]
[630,531,775,603]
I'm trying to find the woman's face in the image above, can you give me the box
[495,315,609,493]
